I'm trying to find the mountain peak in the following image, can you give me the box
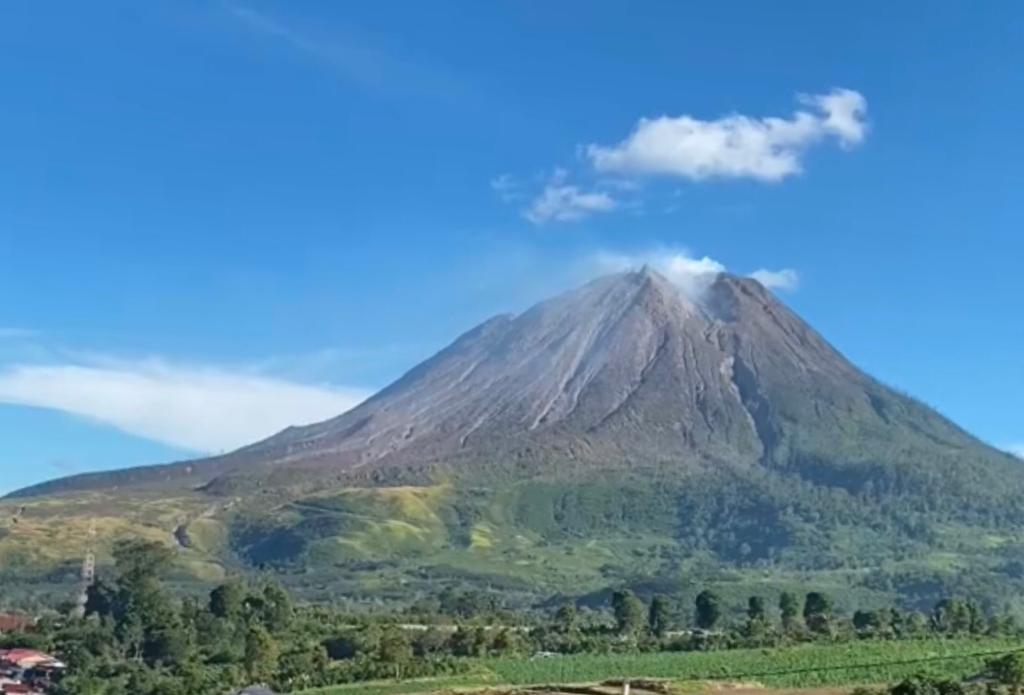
[632,264,686,296]
[593,265,715,317]
[10,267,1018,501]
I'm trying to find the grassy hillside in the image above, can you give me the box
[7,466,1024,614]
[0,490,227,607]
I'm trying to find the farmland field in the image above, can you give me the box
[301,637,1024,695]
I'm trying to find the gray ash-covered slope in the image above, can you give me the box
[11,267,1021,499]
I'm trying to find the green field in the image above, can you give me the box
[301,637,1024,695]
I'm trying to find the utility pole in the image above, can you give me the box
[74,517,97,618]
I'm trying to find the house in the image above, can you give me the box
[234,686,277,695]
[2,682,40,695]
[0,615,34,635]
[0,650,62,671]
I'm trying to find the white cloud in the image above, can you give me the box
[0,361,371,453]
[525,170,617,224]
[490,173,522,202]
[750,267,800,292]
[1007,444,1024,460]
[802,89,869,147]
[586,88,867,182]
[590,249,727,298]
[589,249,799,298]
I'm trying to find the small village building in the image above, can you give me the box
[1,682,38,695]
[0,651,57,670]
[0,648,59,695]
[0,615,34,635]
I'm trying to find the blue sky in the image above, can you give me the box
[1,2,1022,493]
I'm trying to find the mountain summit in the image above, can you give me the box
[212,267,899,482]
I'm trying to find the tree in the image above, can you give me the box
[611,590,646,636]
[243,625,279,681]
[554,604,579,634]
[931,598,971,635]
[875,607,895,638]
[413,627,450,657]
[779,592,802,633]
[259,582,293,632]
[648,595,671,638]
[83,578,117,620]
[439,588,497,619]
[276,646,328,692]
[905,610,929,638]
[695,590,721,630]
[747,596,767,622]
[853,608,894,638]
[377,627,413,679]
[745,596,771,641]
[966,601,986,635]
[803,592,833,636]
[853,610,874,634]
[112,540,174,584]
[491,628,528,656]
[450,626,490,657]
[142,625,191,668]
[209,581,245,621]
[101,539,182,664]
[989,653,1024,694]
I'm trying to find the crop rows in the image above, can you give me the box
[307,637,1024,695]
[484,637,1022,687]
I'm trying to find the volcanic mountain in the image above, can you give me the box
[15,267,1018,496]
[5,268,1024,607]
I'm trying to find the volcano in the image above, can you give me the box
[6,269,1024,608]
[16,267,1018,497]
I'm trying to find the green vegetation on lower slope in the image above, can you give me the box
[8,464,1024,614]
[219,469,1024,613]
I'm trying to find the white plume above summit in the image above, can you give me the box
[588,249,798,297]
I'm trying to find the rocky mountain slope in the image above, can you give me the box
[15,268,1018,497]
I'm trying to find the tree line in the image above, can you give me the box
[1,540,1022,695]
[583,587,1016,652]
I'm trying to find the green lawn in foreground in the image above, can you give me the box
[301,637,1024,695]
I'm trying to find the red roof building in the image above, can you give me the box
[0,650,53,669]
[2,683,34,694]
[0,615,33,634]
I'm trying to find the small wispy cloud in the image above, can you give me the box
[587,88,867,182]
[0,360,371,453]
[226,3,460,97]
[524,170,617,224]
[490,174,524,203]
[750,268,800,292]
